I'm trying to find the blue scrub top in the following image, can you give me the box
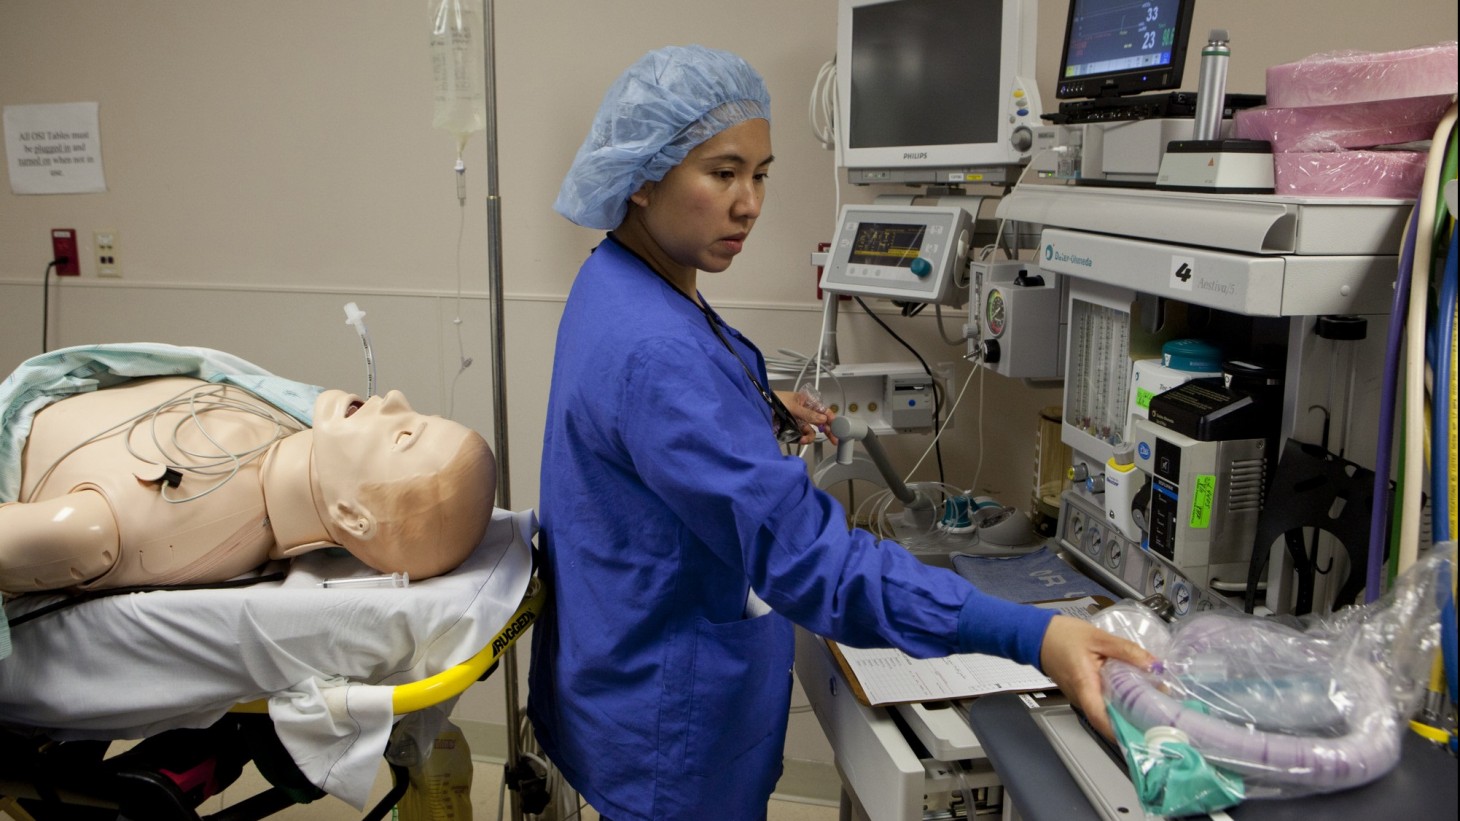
[528,236,1052,820]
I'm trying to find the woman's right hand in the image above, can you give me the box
[778,389,838,445]
[1038,615,1156,740]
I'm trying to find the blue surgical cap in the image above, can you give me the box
[554,45,772,230]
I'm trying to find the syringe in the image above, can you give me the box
[318,572,409,589]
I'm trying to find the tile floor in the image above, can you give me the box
[188,756,842,820]
[1,747,841,821]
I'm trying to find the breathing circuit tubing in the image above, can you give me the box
[1397,104,1458,577]
[1365,106,1457,750]
[1366,104,1457,597]
[1435,222,1458,735]
[1366,212,1416,600]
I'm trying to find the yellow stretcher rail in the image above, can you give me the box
[392,578,545,714]
[232,577,546,716]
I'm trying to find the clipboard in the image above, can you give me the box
[821,595,1116,707]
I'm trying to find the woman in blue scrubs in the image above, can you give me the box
[527,45,1154,820]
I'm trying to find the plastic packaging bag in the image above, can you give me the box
[430,0,487,151]
[395,719,474,821]
[1273,150,1429,199]
[1094,544,1451,815]
[1264,41,1458,108]
[1233,95,1453,152]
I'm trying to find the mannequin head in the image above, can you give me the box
[311,389,496,579]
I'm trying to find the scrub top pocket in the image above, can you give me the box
[672,610,794,814]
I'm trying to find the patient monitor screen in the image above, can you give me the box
[1060,0,1187,89]
[848,222,926,269]
[847,0,1001,149]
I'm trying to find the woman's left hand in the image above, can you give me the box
[777,390,838,445]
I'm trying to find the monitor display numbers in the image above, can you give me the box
[849,222,927,268]
[1063,0,1181,80]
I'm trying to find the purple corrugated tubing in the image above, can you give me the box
[1105,661,1400,790]
[1367,209,1419,603]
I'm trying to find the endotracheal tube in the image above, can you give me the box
[343,302,376,398]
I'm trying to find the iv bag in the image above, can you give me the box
[430,0,487,150]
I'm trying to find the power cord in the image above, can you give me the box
[854,297,945,485]
[807,57,837,151]
[806,55,845,244]
[41,257,65,353]
[6,570,288,629]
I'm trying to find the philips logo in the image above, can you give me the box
[902,152,928,160]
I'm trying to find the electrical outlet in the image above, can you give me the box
[51,228,79,275]
[94,229,121,277]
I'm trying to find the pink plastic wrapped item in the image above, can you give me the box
[1265,42,1457,108]
[1234,94,1452,152]
[1273,150,1427,198]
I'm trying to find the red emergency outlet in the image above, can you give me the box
[51,229,80,275]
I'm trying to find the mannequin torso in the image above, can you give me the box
[5,377,307,591]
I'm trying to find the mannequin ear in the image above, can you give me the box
[329,501,375,541]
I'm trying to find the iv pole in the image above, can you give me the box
[479,1,526,819]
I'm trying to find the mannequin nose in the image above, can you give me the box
[379,390,413,413]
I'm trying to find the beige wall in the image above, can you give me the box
[3,0,1456,796]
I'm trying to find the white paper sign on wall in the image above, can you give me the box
[3,102,107,195]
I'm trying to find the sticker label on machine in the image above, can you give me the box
[1169,255,1196,292]
[1189,474,1216,529]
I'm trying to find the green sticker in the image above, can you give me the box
[1190,475,1215,529]
[1136,387,1154,409]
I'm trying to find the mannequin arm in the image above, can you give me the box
[0,490,120,593]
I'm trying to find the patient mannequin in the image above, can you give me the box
[0,376,496,594]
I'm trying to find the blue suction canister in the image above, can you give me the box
[1161,338,1222,373]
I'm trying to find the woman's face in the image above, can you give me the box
[630,118,773,274]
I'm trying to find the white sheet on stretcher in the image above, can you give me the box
[0,506,536,809]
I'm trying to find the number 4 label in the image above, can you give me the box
[1170,256,1195,291]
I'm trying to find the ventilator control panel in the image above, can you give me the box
[820,204,972,307]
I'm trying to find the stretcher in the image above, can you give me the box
[0,507,544,821]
